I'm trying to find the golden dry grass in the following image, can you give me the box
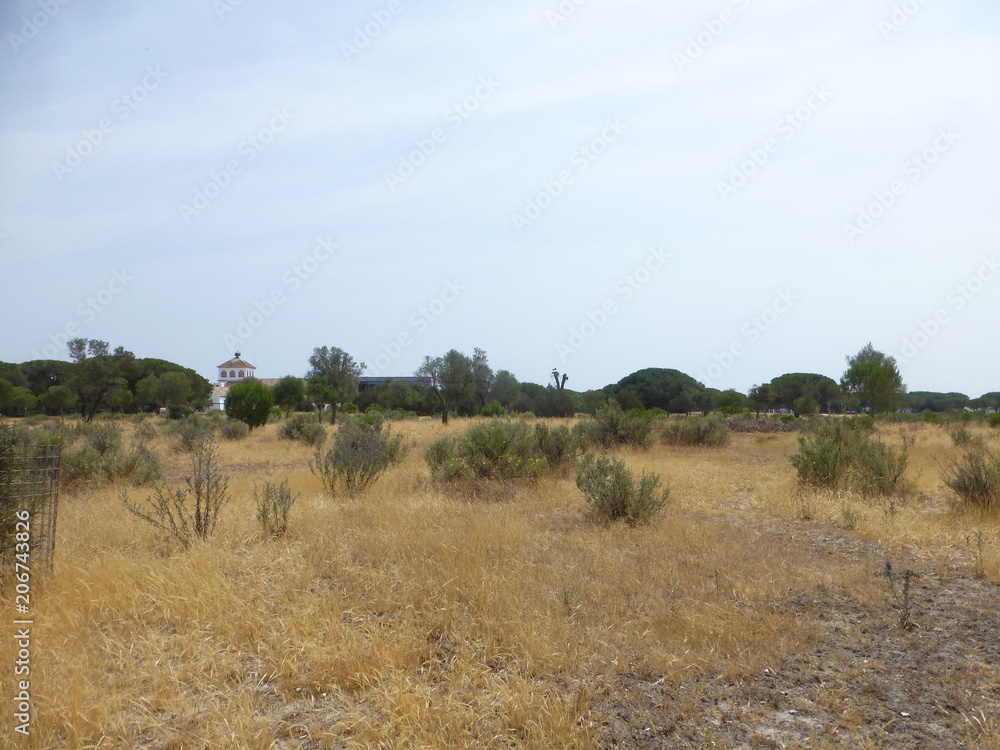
[1,416,998,748]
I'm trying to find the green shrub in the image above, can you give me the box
[578,400,653,449]
[532,423,583,468]
[988,413,1000,428]
[278,413,326,446]
[225,380,274,430]
[943,448,1000,511]
[789,417,910,496]
[480,402,508,417]
[575,453,669,525]
[133,419,157,446]
[456,420,546,480]
[255,480,298,537]
[76,422,123,455]
[949,425,985,450]
[166,415,216,453]
[121,439,230,548]
[218,419,250,441]
[313,416,407,496]
[424,437,465,480]
[661,415,730,447]
[725,416,797,433]
[62,436,162,489]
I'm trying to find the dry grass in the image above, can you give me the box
[1,416,997,748]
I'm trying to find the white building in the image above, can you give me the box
[209,353,257,411]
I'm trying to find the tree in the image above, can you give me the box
[768,373,840,413]
[534,387,575,417]
[307,376,339,425]
[608,368,708,413]
[5,386,37,413]
[272,376,306,417]
[470,348,494,412]
[416,349,475,424]
[225,380,274,430]
[306,346,364,424]
[38,385,77,415]
[840,343,906,416]
[747,383,776,417]
[66,338,137,421]
[490,370,520,407]
[159,371,193,410]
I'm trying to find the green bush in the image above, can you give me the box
[661,415,730,447]
[949,425,985,450]
[255,480,298,537]
[313,416,407,496]
[225,380,275,430]
[575,453,669,525]
[725,416,797,433]
[532,423,583,468]
[62,430,162,488]
[121,439,230,547]
[578,400,653,449]
[988,413,1000,428]
[425,420,550,482]
[165,415,216,453]
[943,448,1000,511]
[76,422,123,455]
[218,419,250,441]
[789,417,910,497]
[480,402,508,417]
[278,413,326,446]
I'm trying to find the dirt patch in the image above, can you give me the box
[591,521,1000,749]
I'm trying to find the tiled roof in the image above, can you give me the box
[217,356,256,369]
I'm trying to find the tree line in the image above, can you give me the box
[0,339,996,421]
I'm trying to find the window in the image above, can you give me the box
[238,371,245,378]
[230,370,236,378]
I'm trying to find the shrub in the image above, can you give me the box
[76,422,123,455]
[455,420,546,480]
[424,437,465,481]
[166,415,216,452]
[218,419,250,441]
[988,413,1000,428]
[662,415,730,447]
[278,413,326,446]
[480,401,508,417]
[578,400,653,449]
[425,420,550,482]
[725,416,797,433]
[255,480,298,538]
[943,448,1000,511]
[225,380,274,430]
[575,453,669,525]
[133,419,157,446]
[313,416,407,496]
[949,425,985,450]
[121,439,230,547]
[532,423,583,468]
[62,431,162,489]
[789,417,910,496]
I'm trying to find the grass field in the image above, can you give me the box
[2,416,999,748]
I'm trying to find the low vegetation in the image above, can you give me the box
[312,415,407,496]
[575,452,669,525]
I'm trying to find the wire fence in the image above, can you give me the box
[1,443,61,582]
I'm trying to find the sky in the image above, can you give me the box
[1,0,998,397]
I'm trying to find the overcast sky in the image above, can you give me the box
[1,0,998,396]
